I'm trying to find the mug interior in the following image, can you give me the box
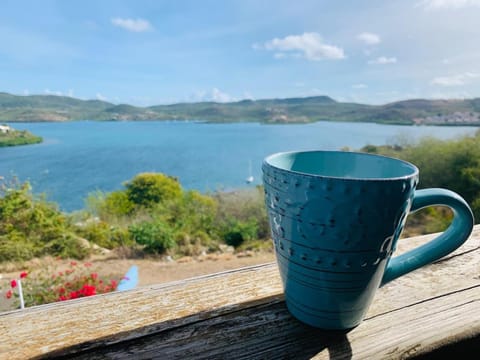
[265,151,418,180]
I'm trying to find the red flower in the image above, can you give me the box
[70,261,77,266]
[69,291,79,299]
[20,271,28,279]
[5,290,13,299]
[81,284,96,297]
[90,273,98,281]
[110,279,118,289]
[10,279,17,288]
[58,295,67,301]
[84,262,92,267]
[58,287,66,294]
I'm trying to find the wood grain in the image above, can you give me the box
[0,226,479,359]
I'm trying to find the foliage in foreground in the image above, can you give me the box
[85,173,270,256]
[0,173,271,262]
[0,180,89,262]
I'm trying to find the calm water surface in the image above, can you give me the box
[1,121,477,211]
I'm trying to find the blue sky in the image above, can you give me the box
[1,0,480,106]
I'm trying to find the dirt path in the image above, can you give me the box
[94,252,276,286]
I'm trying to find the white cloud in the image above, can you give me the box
[431,72,480,86]
[417,0,480,9]
[357,32,381,45]
[23,89,29,95]
[189,88,233,102]
[258,32,345,61]
[368,56,397,64]
[44,88,63,96]
[352,84,368,89]
[67,89,74,97]
[211,88,233,102]
[111,18,153,32]
[189,88,257,103]
[96,93,108,101]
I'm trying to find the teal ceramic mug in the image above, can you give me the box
[262,150,474,330]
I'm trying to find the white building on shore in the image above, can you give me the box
[0,124,12,134]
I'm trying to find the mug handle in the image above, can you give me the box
[381,188,474,286]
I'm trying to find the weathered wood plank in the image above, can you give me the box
[58,286,480,360]
[0,264,284,359]
[0,226,479,359]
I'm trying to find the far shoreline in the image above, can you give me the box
[5,118,480,127]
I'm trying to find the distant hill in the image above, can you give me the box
[1,92,480,125]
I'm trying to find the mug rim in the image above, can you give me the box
[263,150,419,182]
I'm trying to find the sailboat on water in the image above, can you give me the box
[245,160,254,184]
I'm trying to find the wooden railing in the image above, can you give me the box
[1,226,479,359]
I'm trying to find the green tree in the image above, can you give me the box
[166,190,218,233]
[129,220,175,254]
[125,173,182,207]
[100,191,135,217]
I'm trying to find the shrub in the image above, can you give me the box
[0,233,36,262]
[0,179,88,261]
[41,234,90,260]
[174,230,216,256]
[77,221,133,249]
[213,187,269,242]
[125,173,183,207]
[129,220,176,254]
[165,190,218,233]
[223,218,258,248]
[101,191,136,217]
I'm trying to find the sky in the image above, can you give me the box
[1,0,480,106]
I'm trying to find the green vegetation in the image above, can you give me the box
[1,91,480,125]
[0,125,42,147]
[2,132,480,263]
[0,180,88,262]
[0,173,270,262]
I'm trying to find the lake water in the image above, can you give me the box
[1,121,477,212]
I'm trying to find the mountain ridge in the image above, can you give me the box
[1,92,479,125]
